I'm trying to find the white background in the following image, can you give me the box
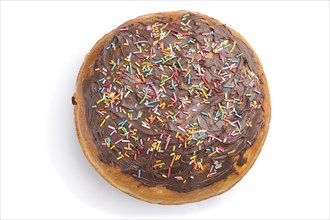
[1,1,329,219]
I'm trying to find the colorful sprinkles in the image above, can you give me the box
[88,13,265,191]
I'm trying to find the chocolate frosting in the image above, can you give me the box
[81,12,265,192]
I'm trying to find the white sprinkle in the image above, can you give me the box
[192,130,207,133]
[108,125,115,130]
[124,91,130,98]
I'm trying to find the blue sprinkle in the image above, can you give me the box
[149,100,159,104]
[223,85,233,88]
[201,112,208,117]
[118,120,128,126]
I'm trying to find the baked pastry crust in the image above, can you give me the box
[73,10,271,204]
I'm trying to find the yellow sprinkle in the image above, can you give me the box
[196,140,203,145]
[162,174,167,178]
[154,162,165,167]
[161,23,168,30]
[185,114,191,120]
[172,145,176,151]
[216,164,222,169]
[157,116,163,122]
[227,149,236,155]
[199,162,204,170]
[134,62,140,67]
[96,98,104,104]
[159,103,166,109]
[110,145,115,150]
[137,68,141,75]
[230,41,236,52]
[224,119,231,124]
[122,109,127,114]
[170,155,176,167]
[184,69,191,78]
[201,88,208,99]
[208,151,217,157]
[117,155,124,160]
[100,119,106,127]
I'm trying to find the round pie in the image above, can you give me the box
[72,10,271,204]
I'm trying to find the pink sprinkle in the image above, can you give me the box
[210,135,223,143]
[165,135,171,150]
[151,84,158,96]
[254,89,261,94]
[115,139,122,144]
[249,80,255,87]
[135,41,148,44]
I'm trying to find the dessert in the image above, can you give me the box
[72,10,271,204]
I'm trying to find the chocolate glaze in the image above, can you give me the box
[82,13,265,192]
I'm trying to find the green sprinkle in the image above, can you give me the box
[160,77,171,84]
[140,94,147,104]
[236,53,243,58]
[177,60,183,70]
[129,62,133,75]
[111,63,116,71]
